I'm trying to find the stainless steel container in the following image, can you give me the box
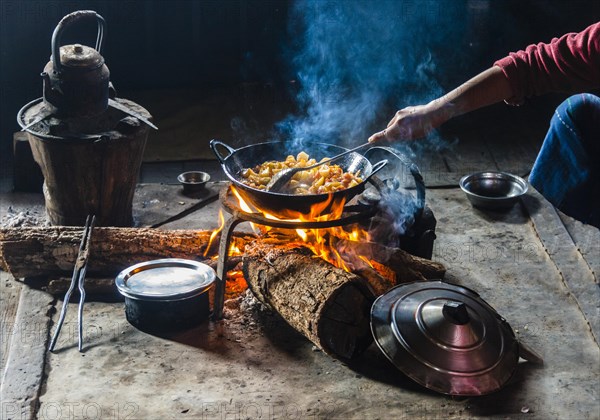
[459,171,528,210]
[116,259,215,332]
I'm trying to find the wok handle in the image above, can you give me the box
[368,160,388,177]
[210,139,236,164]
[364,146,426,212]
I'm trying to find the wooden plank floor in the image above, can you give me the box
[0,272,21,373]
[0,193,45,375]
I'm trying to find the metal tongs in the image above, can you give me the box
[49,215,95,352]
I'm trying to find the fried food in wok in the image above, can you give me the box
[240,151,363,195]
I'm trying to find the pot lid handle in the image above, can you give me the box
[442,301,471,324]
[51,10,107,75]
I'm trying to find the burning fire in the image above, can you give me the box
[204,211,226,257]
[205,185,377,273]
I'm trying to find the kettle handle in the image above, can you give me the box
[51,10,107,75]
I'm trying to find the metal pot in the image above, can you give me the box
[116,259,215,333]
[210,139,387,215]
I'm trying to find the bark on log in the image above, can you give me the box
[243,241,375,360]
[331,238,446,294]
[242,238,446,359]
[0,227,253,279]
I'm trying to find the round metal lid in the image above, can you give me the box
[371,280,519,396]
[57,44,104,68]
[115,258,215,301]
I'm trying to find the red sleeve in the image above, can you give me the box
[494,21,600,104]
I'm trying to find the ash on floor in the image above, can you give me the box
[1,206,48,228]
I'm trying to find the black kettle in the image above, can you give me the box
[41,10,111,118]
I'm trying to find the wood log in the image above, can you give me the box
[242,238,446,359]
[243,241,375,360]
[0,227,254,279]
[2,225,446,361]
[331,238,446,294]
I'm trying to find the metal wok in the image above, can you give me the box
[210,139,388,215]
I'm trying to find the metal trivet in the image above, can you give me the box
[213,180,384,319]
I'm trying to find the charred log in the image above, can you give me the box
[0,227,253,279]
[331,238,446,290]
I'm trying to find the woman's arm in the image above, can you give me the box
[370,22,600,143]
[368,66,513,143]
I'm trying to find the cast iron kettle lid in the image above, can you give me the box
[370,280,542,396]
[56,43,104,69]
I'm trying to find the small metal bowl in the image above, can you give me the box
[459,171,528,210]
[178,171,210,194]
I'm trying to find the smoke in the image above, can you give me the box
[275,1,470,241]
[277,0,466,149]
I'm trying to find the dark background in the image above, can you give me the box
[1,0,599,181]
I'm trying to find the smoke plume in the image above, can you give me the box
[275,0,471,238]
[277,0,465,149]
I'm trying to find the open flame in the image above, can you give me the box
[225,185,375,272]
[204,211,225,257]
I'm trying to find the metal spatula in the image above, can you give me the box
[266,142,370,192]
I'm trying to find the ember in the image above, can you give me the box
[224,270,247,300]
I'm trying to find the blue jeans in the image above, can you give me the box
[529,93,600,228]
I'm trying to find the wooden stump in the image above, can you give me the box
[25,98,151,227]
[243,241,375,360]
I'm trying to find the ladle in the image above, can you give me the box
[266,141,370,192]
